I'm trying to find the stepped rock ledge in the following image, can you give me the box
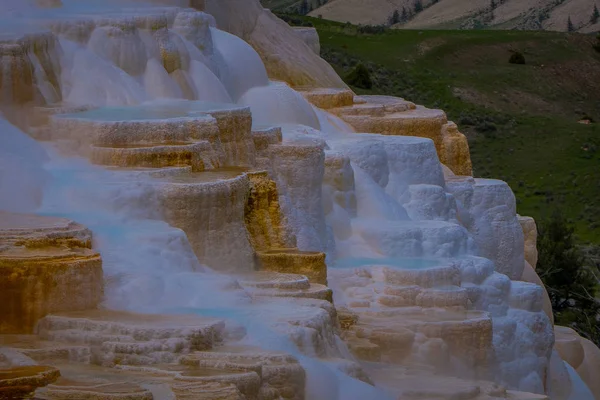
[0,0,598,399]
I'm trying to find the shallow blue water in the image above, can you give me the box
[330,256,440,270]
[56,101,240,121]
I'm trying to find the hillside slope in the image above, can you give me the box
[304,0,600,32]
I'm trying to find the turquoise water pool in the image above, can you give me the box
[56,101,242,121]
[330,257,441,270]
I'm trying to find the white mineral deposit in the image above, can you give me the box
[0,0,598,399]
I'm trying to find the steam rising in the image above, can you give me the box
[0,0,587,398]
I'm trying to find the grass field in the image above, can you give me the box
[287,16,600,245]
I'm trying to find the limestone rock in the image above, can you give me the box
[518,216,538,269]
[576,337,600,400]
[171,381,244,400]
[172,11,215,55]
[0,3,586,399]
[205,0,347,88]
[251,126,282,152]
[35,309,226,366]
[0,213,103,334]
[87,24,148,77]
[154,28,190,74]
[90,141,216,171]
[292,27,320,55]
[244,171,295,252]
[237,271,332,302]
[546,349,572,400]
[330,263,493,375]
[300,88,355,110]
[440,121,473,176]
[519,261,553,324]
[46,379,154,400]
[0,32,62,106]
[0,365,60,398]
[255,249,328,285]
[179,349,305,400]
[339,104,447,140]
[555,326,585,370]
[153,170,254,272]
[447,178,525,280]
[329,96,473,177]
[268,143,329,252]
[50,102,255,168]
[323,151,357,218]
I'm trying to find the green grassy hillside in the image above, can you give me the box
[289,17,600,245]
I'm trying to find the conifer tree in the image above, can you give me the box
[389,9,400,25]
[567,16,575,32]
[414,0,423,13]
[299,0,308,15]
[401,7,409,22]
[591,4,600,24]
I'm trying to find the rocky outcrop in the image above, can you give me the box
[244,171,295,251]
[46,380,154,400]
[154,170,254,272]
[518,215,539,269]
[205,0,347,89]
[553,326,600,400]
[303,92,473,176]
[292,27,321,55]
[0,3,598,399]
[0,365,61,399]
[520,261,553,325]
[255,249,328,285]
[0,32,62,106]
[0,212,103,334]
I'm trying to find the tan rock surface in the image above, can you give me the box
[90,141,216,171]
[46,379,154,400]
[237,271,333,302]
[299,88,355,110]
[518,216,538,269]
[205,0,347,89]
[576,337,600,400]
[519,261,553,325]
[256,249,328,285]
[153,169,255,272]
[292,27,321,55]
[0,365,60,399]
[331,264,493,376]
[0,32,62,106]
[329,95,473,176]
[440,121,473,176]
[555,326,585,369]
[244,171,295,252]
[0,212,103,334]
[50,102,255,168]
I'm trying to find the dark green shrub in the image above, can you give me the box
[509,51,526,64]
[537,211,600,345]
[277,14,313,27]
[345,63,373,89]
[357,24,387,34]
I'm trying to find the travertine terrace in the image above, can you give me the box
[0,0,599,399]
